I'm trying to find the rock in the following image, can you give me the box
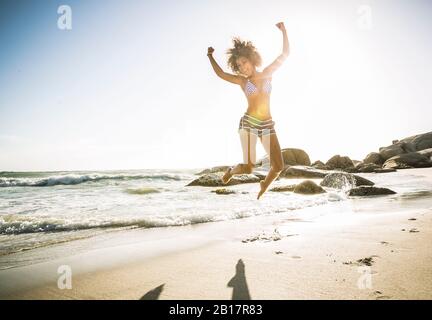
[260,148,311,167]
[378,132,432,162]
[251,171,267,180]
[211,188,236,195]
[382,152,432,169]
[196,166,230,175]
[352,160,362,166]
[342,166,360,173]
[379,142,416,161]
[320,172,356,189]
[320,172,374,190]
[399,131,432,151]
[325,155,355,170]
[293,180,326,194]
[187,172,260,187]
[280,165,328,179]
[348,186,396,196]
[311,160,330,170]
[356,162,381,173]
[363,152,384,165]
[282,148,311,166]
[418,147,432,159]
[270,185,297,192]
[384,162,413,169]
[354,175,375,186]
[270,181,326,194]
[373,168,397,173]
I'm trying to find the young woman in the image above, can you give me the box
[207,22,289,199]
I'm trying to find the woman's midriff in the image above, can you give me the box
[245,97,272,121]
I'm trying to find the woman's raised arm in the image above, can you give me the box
[262,22,290,76]
[207,47,244,85]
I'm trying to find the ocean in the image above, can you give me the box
[1,168,432,270]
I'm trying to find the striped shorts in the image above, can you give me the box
[238,112,276,138]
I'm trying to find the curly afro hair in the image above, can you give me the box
[226,37,262,74]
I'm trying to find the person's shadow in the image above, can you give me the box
[140,284,164,300]
[227,259,251,300]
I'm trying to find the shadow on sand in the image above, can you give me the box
[139,259,251,300]
[227,259,251,300]
[140,284,164,300]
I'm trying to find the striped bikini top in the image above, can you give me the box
[243,78,272,97]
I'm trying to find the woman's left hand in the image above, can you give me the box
[276,22,286,32]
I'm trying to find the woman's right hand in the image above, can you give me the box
[276,22,286,32]
[207,47,214,56]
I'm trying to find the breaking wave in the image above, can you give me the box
[0,173,182,187]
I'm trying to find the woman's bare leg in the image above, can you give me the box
[222,129,257,184]
[257,133,284,199]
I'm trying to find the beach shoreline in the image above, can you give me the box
[1,168,432,300]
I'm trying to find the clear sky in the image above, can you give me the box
[1,0,431,171]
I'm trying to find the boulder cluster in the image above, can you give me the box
[313,131,432,172]
[188,131,432,196]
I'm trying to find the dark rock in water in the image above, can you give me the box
[270,181,326,194]
[270,180,326,194]
[373,168,397,173]
[320,172,374,189]
[187,172,260,187]
[363,152,384,165]
[280,165,328,179]
[311,160,330,170]
[270,184,297,192]
[348,186,396,196]
[197,166,268,180]
[383,152,432,169]
[260,148,311,167]
[293,180,326,194]
[320,172,356,189]
[342,166,360,173]
[353,175,375,186]
[251,171,266,180]
[356,162,381,173]
[311,160,324,166]
[325,155,355,170]
[211,188,236,195]
[196,165,231,175]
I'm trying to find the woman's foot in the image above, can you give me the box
[222,167,233,184]
[257,180,267,200]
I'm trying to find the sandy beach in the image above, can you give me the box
[1,168,431,300]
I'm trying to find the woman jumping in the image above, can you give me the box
[207,22,289,200]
